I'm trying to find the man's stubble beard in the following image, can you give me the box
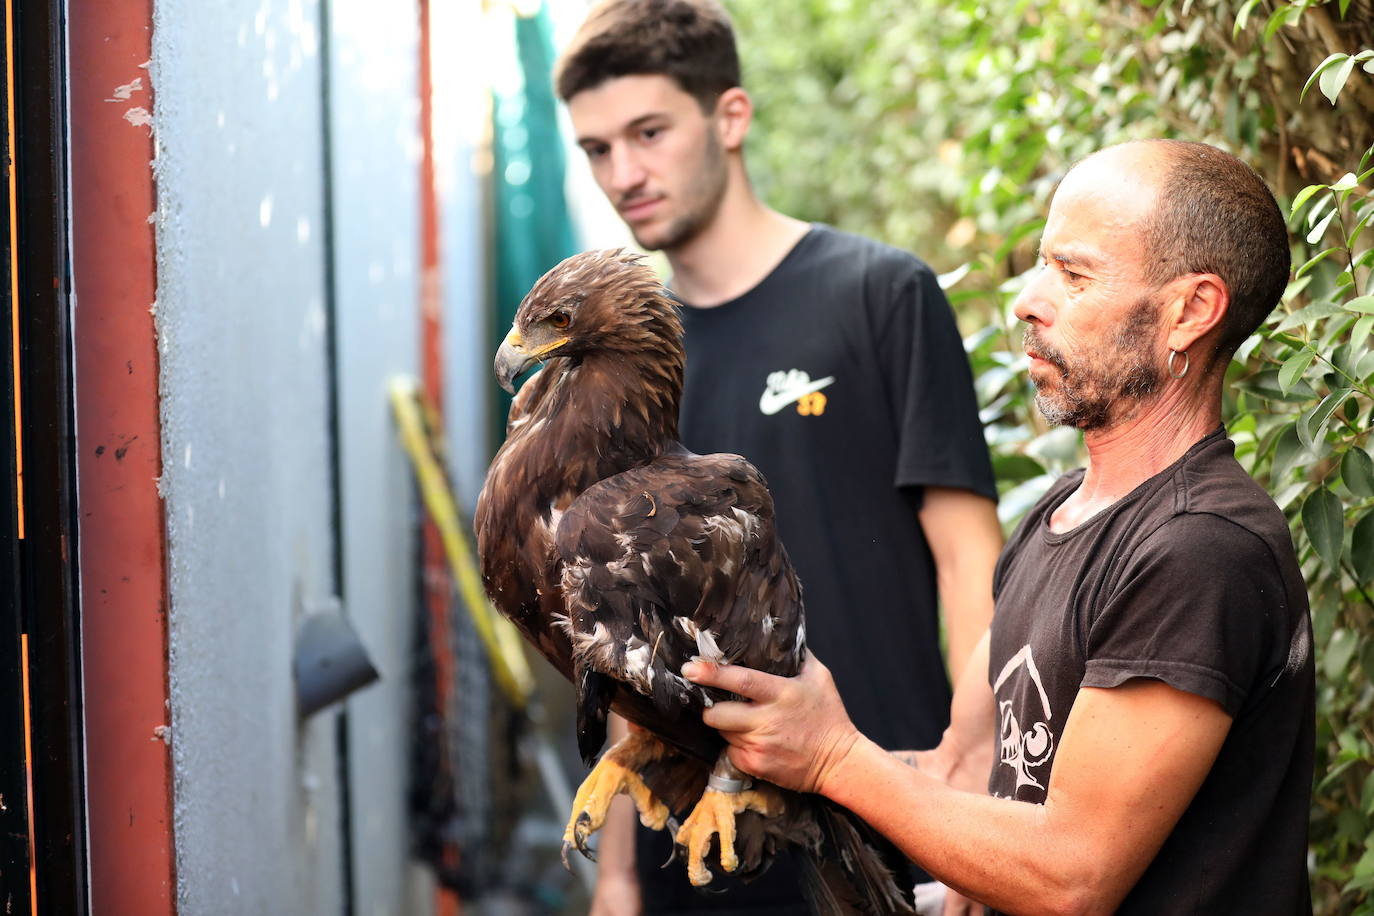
[1026,296,1165,432]
[633,130,729,253]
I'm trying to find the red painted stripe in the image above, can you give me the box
[69,0,177,911]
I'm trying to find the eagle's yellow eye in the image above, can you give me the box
[550,311,571,329]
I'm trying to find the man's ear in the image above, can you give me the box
[1165,273,1229,354]
[714,87,752,151]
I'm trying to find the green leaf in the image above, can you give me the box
[1321,55,1359,104]
[1234,0,1265,36]
[1293,248,1337,279]
[1278,348,1315,393]
[1307,208,1337,244]
[1344,846,1374,895]
[1302,487,1345,572]
[1289,183,1326,218]
[937,262,971,290]
[1344,447,1374,498]
[1341,0,1354,16]
[1332,172,1360,192]
[1323,627,1359,681]
[1354,314,1374,349]
[1306,193,1333,228]
[992,453,1046,483]
[1301,388,1352,449]
[1344,295,1374,314]
[1274,300,1343,330]
[1272,421,1319,485]
[1280,274,1313,304]
[1302,52,1348,101]
[1353,511,1374,583]
[1263,4,1301,43]
[1349,209,1374,249]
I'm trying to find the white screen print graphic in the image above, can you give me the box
[758,369,835,416]
[993,645,1056,792]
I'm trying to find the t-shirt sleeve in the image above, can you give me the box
[875,264,997,500]
[1081,512,1282,716]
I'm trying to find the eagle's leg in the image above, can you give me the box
[561,730,672,867]
[675,753,783,887]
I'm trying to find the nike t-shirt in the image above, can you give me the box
[638,224,997,913]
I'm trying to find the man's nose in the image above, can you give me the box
[608,146,646,195]
[1012,266,1055,326]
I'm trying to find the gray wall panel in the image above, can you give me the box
[327,2,429,914]
[152,1,342,912]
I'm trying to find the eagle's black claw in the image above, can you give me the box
[660,844,680,869]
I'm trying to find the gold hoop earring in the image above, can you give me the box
[1168,349,1190,380]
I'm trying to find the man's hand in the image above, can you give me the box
[682,651,860,795]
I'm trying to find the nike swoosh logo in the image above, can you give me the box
[758,376,835,416]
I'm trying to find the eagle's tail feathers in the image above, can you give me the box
[797,801,917,915]
[575,666,616,766]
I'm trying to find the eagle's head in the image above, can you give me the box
[494,249,681,393]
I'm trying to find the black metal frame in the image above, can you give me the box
[1,0,87,911]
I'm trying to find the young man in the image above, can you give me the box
[555,1,1003,912]
[687,140,1315,914]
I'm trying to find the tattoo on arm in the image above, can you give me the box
[892,750,920,768]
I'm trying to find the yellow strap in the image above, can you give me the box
[388,376,535,707]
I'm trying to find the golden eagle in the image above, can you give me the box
[475,249,915,913]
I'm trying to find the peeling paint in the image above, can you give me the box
[106,77,144,102]
[123,106,153,131]
[151,724,171,745]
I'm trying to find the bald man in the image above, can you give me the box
[686,141,1315,915]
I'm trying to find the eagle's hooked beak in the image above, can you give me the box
[494,327,569,394]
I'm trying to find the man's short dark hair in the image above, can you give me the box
[555,0,740,110]
[1140,140,1291,359]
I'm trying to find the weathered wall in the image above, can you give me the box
[144,0,488,910]
[326,2,430,914]
[435,2,497,505]
[151,1,342,911]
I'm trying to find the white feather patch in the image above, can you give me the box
[695,628,724,664]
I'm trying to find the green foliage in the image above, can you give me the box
[732,0,1374,910]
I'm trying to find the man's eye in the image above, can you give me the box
[640,126,662,141]
[583,145,608,160]
[550,312,571,329]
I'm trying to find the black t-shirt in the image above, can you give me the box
[988,429,1314,914]
[637,225,997,912]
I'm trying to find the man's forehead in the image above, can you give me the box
[1047,155,1161,240]
[567,73,699,135]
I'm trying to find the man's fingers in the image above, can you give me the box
[683,660,780,701]
[700,698,758,733]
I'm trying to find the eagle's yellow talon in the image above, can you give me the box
[676,786,781,886]
[561,734,672,866]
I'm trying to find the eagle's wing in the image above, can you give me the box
[554,451,806,763]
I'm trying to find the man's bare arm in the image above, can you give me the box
[589,714,642,916]
[918,487,1001,683]
[687,654,1230,916]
